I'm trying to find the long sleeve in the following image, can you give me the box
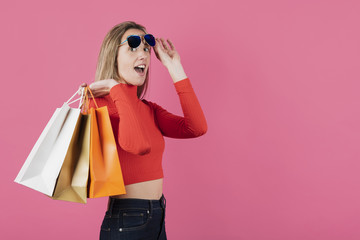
[88,84,151,155]
[108,83,151,155]
[148,78,208,138]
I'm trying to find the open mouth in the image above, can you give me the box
[134,64,146,74]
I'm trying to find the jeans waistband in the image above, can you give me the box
[107,194,166,213]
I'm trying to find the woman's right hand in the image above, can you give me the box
[77,79,119,98]
[77,82,87,95]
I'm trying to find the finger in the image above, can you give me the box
[167,39,175,50]
[78,83,87,94]
[155,39,167,58]
[160,38,169,51]
[89,82,96,89]
[156,38,165,51]
[78,84,87,92]
[153,39,160,51]
[88,83,100,94]
[77,89,82,96]
[153,47,160,59]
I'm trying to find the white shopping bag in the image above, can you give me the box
[14,90,83,196]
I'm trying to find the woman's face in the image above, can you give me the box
[116,28,151,86]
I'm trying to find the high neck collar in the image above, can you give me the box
[109,82,140,103]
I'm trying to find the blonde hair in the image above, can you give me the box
[94,21,150,99]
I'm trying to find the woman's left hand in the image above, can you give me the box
[153,38,187,82]
[153,38,181,69]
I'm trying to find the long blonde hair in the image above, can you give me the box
[94,21,150,99]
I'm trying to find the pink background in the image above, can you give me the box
[1,0,359,239]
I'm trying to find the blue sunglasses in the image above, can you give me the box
[120,34,156,49]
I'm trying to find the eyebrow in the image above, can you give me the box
[125,34,145,38]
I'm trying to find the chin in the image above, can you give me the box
[136,78,146,86]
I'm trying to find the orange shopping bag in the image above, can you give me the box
[83,86,126,198]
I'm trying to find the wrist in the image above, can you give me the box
[109,80,120,89]
[167,62,187,83]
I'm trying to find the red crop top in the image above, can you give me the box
[88,78,207,185]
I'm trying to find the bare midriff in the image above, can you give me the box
[110,178,163,200]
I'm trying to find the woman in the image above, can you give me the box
[79,21,207,240]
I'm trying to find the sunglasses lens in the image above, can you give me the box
[144,34,156,46]
[127,36,141,48]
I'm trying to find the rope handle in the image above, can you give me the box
[80,86,99,114]
[68,97,83,106]
[65,88,86,109]
[86,86,98,108]
[66,89,81,105]
[81,87,89,114]
[64,85,99,112]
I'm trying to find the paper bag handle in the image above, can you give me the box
[66,89,82,105]
[86,86,98,108]
[80,86,99,114]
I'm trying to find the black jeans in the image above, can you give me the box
[100,194,167,240]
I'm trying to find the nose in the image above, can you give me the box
[137,42,150,58]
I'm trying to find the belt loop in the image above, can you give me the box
[158,194,166,239]
[160,194,166,209]
[149,199,153,219]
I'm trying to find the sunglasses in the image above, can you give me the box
[120,34,156,49]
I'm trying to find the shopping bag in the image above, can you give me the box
[86,87,126,198]
[51,113,90,203]
[51,88,91,203]
[14,90,82,196]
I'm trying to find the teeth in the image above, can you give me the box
[136,65,145,69]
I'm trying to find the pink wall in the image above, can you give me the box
[1,0,360,239]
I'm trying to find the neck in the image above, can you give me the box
[118,82,139,101]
